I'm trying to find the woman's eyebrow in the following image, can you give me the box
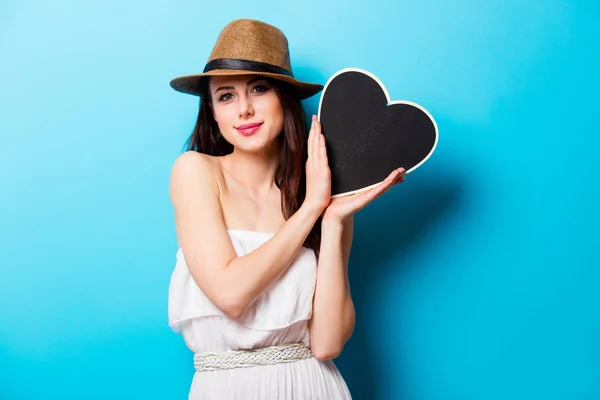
[214,77,266,94]
[214,85,234,94]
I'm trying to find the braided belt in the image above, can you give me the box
[194,343,314,372]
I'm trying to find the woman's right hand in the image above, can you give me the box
[304,115,331,214]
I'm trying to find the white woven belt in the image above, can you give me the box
[194,342,314,372]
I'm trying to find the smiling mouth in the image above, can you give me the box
[235,122,264,136]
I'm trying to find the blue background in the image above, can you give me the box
[1,0,599,399]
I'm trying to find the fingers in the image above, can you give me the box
[312,116,320,165]
[315,118,328,166]
[392,168,406,185]
[386,167,406,189]
[369,167,406,199]
[380,168,404,189]
[308,115,328,169]
[308,115,316,163]
[332,167,405,216]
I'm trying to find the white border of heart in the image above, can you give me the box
[317,67,439,198]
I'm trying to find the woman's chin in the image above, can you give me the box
[233,140,268,154]
[233,136,279,154]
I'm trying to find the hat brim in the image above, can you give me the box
[169,69,324,100]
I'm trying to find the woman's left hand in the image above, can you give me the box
[323,167,406,223]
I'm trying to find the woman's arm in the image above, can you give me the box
[308,214,356,361]
[306,118,406,360]
[305,116,406,359]
[170,117,330,319]
[170,151,324,319]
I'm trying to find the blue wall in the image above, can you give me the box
[1,1,598,399]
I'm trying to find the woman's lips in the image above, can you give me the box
[235,122,263,136]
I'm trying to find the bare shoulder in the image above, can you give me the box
[169,151,237,285]
[170,150,222,178]
[169,151,230,249]
[169,151,224,197]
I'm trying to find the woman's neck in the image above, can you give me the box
[219,147,279,193]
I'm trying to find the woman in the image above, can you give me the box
[168,19,405,399]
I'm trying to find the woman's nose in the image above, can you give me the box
[238,95,255,118]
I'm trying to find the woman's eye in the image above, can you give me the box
[252,84,269,93]
[218,93,233,102]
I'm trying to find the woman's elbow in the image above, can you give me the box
[211,289,249,319]
[219,303,245,319]
[215,295,247,319]
[311,344,343,361]
[192,271,248,319]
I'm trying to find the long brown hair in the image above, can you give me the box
[184,76,322,256]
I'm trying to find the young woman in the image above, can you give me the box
[168,19,405,399]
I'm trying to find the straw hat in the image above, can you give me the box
[169,19,323,100]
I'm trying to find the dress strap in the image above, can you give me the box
[194,343,314,372]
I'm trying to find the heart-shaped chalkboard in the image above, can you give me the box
[317,68,438,197]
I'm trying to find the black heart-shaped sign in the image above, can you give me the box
[317,68,438,197]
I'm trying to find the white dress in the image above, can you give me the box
[168,229,353,399]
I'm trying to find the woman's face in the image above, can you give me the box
[209,75,284,154]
